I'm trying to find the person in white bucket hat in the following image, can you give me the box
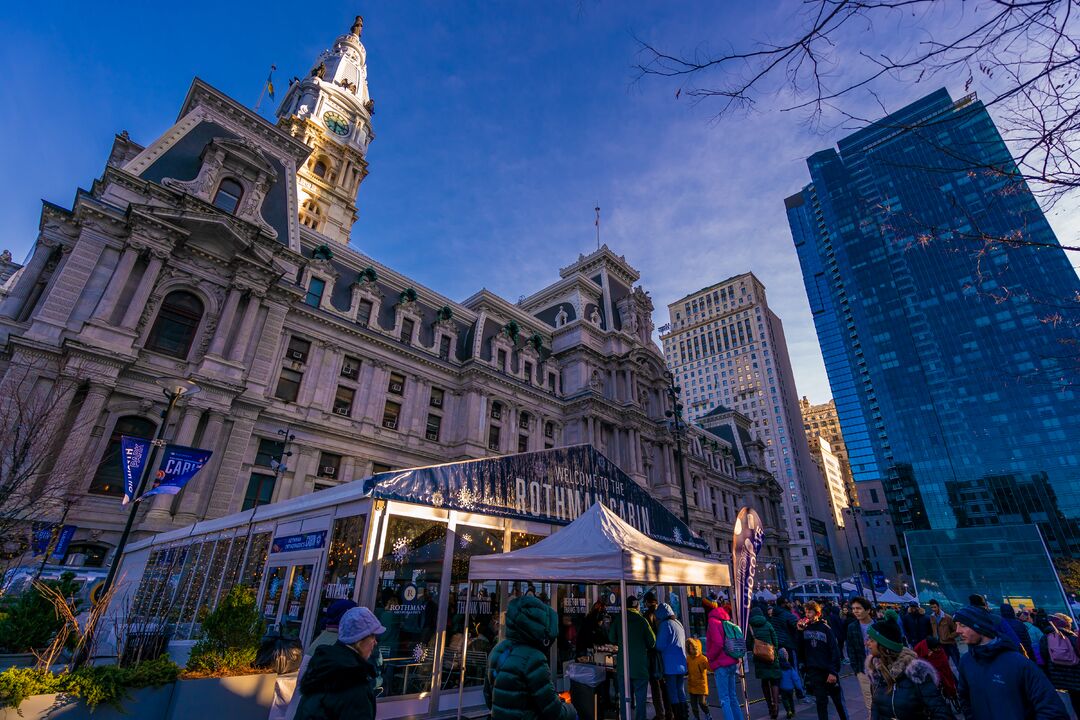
[295,607,387,720]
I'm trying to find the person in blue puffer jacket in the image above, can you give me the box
[656,603,689,720]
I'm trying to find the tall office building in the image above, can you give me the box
[661,274,837,580]
[801,396,855,502]
[787,88,1080,555]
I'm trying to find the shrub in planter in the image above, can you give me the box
[0,573,79,652]
[184,586,263,676]
[0,655,180,709]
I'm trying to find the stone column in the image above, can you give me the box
[228,292,263,362]
[176,410,226,520]
[119,252,165,330]
[51,381,112,495]
[90,246,140,324]
[150,405,203,513]
[207,287,243,357]
[203,413,257,519]
[0,241,56,319]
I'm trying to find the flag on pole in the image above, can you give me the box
[140,444,213,500]
[266,64,277,101]
[120,436,153,505]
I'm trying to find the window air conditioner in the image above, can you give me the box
[322,466,337,476]
[430,396,442,407]
[291,351,305,360]
[342,366,355,377]
[334,407,350,416]
[383,420,397,430]
[390,382,404,394]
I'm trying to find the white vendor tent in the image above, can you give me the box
[460,501,730,720]
[468,501,731,586]
[875,588,908,604]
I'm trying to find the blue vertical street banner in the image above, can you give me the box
[140,445,213,500]
[120,436,153,505]
[31,524,76,560]
[775,560,789,600]
[732,507,765,634]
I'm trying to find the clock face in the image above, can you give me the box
[323,111,350,136]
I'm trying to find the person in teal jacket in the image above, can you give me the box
[484,595,577,720]
[609,595,656,720]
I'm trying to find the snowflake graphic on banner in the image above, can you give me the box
[673,527,683,544]
[457,486,478,510]
[412,643,427,663]
[430,490,445,507]
[392,537,410,563]
[459,532,473,550]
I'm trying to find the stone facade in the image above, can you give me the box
[0,20,787,570]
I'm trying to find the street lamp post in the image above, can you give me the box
[663,370,690,526]
[100,378,200,599]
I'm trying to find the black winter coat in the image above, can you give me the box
[901,612,932,648]
[798,619,841,676]
[295,641,377,720]
[866,650,952,720]
[847,619,870,673]
[769,608,799,650]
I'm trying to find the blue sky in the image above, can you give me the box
[2,2,1077,403]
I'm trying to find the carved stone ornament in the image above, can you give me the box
[555,305,568,328]
[589,369,604,391]
[589,308,602,326]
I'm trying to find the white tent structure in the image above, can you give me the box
[875,588,907,604]
[754,588,778,601]
[459,502,731,720]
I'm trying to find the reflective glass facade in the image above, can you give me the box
[787,88,1080,554]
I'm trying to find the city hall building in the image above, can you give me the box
[0,18,790,711]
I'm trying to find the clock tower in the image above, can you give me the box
[277,16,374,246]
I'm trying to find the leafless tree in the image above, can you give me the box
[636,0,1080,206]
[0,355,95,568]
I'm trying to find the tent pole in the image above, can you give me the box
[455,580,473,720]
[620,579,631,720]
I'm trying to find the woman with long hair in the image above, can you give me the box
[864,618,952,720]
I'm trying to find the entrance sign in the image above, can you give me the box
[271,531,327,554]
[361,445,707,550]
[732,507,765,634]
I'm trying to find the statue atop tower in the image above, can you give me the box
[276,17,375,246]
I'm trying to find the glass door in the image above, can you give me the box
[260,562,319,639]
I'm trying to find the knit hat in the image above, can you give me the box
[867,619,904,653]
[323,599,358,628]
[338,607,387,644]
[883,609,900,623]
[701,597,718,611]
[954,605,998,639]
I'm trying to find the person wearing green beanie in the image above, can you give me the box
[865,619,951,719]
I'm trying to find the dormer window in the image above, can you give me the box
[212,178,244,214]
[313,160,328,178]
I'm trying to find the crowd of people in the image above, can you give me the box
[270,590,1080,720]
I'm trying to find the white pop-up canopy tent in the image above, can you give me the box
[875,588,908,604]
[458,502,731,720]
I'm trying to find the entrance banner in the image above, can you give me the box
[140,445,213,500]
[361,444,707,550]
[120,436,153,505]
[732,507,765,634]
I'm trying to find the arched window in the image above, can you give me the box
[147,290,204,358]
[313,160,328,178]
[89,416,156,496]
[212,177,244,214]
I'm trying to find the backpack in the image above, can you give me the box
[1047,629,1079,666]
[721,620,747,659]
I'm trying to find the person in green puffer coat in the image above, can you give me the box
[747,606,782,720]
[484,595,577,720]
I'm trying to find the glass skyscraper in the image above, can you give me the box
[786,88,1080,555]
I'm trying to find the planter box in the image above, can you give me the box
[0,652,36,669]
[0,675,274,720]
[167,674,277,720]
[0,687,173,719]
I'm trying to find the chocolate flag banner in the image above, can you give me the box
[732,506,765,634]
[140,444,213,500]
[120,436,153,505]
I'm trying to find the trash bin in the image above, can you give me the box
[567,663,607,720]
